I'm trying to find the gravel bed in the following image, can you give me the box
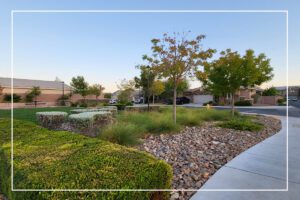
[139,115,281,200]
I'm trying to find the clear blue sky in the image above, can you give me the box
[0,0,299,92]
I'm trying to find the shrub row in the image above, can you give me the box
[0,118,172,200]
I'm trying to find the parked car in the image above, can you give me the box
[134,98,144,104]
[164,97,191,105]
[109,99,118,104]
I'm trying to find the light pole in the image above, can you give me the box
[146,65,150,112]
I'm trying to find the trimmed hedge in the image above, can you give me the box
[36,111,68,129]
[0,118,172,200]
[68,111,114,136]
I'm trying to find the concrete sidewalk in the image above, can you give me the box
[191,116,300,200]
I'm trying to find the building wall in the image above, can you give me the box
[0,86,104,103]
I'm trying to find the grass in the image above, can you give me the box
[0,118,172,200]
[99,107,237,145]
[0,106,264,146]
[219,117,264,131]
[0,107,73,123]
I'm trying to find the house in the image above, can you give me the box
[184,87,214,104]
[0,77,104,108]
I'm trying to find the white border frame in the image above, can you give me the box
[10,9,289,192]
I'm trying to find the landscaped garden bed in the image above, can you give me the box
[0,107,282,200]
[139,115,281,199]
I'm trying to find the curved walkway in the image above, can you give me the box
[191,116,300,200]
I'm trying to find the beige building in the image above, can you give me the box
[0,77,104,107]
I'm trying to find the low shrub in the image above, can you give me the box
[118,111,180,135]
[234,100,252,106]
[219,118,263,131]
[277,98,286,106]
[100,123,141,146]
[36,111,68,129]
[3,93,22,103]
[0,119,172,200]
[68,111,114,136]
[71,107,118,117]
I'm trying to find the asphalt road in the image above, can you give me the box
[215,106,300,118]
[183,104,300,118]
[289,100,300,109]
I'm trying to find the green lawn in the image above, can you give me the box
[0,107,73,123]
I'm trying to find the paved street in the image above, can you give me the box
[184,104,300,118]
[189,107,300,200]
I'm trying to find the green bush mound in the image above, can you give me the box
[219,117,263,132]
[0,119,172,200]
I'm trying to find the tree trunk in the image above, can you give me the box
[152,95,155,104]
[173,86,177,124]
[231,93,235,116]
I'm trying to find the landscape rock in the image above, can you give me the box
[139,115,281,200]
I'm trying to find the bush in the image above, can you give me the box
[100,123,140,146]
[234,100,252,106]
[0,119,172,200]
[277,98,286,105]
[3,93,21,102]
[36,111,68,129]
[68,111,114,136]
[118,111,180,135]
[219,118,263,131]
[71,107,118,117]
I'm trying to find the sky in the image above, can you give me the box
[0,0,299,92]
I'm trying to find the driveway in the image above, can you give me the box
[190,111,300,199]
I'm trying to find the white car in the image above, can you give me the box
[109,99,118,104]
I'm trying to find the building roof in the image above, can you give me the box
[0,77,72,90]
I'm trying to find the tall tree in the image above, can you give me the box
[89,84,105,101]
[197,49,273,115]
[70,76,89,100]
[143,32,215,123]
[150,80,165,104]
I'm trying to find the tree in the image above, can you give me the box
[197,49,273,115]
[0,85,3,96]
[134,65,156,104]
[29,86,41,107]
[117,79,135,104]
[70,76,89,100]
[104,93,112,99]
[150,80,165,103]
[262,87,278,96]
[89,84,105,101]
[143,32,215,123]
[162,79,189,99]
